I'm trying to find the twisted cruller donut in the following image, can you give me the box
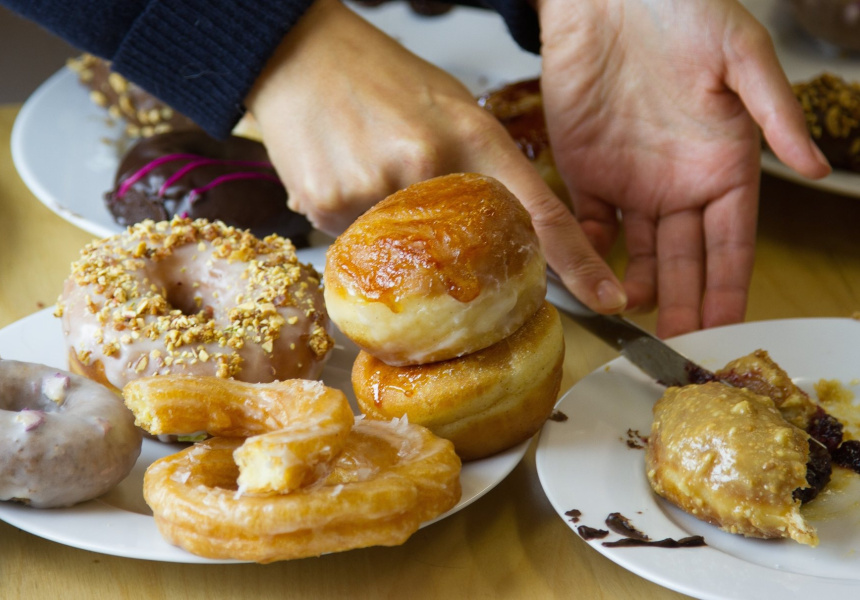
[0,359,142,508]
[124,376,355,495]
[57,217,333,392]
[124,375,462,562]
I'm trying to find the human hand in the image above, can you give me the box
[245,0,628,314]
[536,0,830,337]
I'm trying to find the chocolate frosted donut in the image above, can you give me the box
[104,130,312,243]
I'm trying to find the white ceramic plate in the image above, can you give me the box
[0,246,529,562]
[10,4,541,239]
[536,317,860,600]
[740,0,860,196]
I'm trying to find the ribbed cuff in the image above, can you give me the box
[112,0,314,138]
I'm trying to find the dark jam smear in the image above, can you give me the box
[807,408,844,453]
[832,440,860,474]
[564,509,582,523]
[549,410,569,423]
[793,437,832,504]
[605,513,649,541]
[603,536,706,548]
[577,526,609,540]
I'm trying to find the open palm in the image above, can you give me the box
[538,0,829,337]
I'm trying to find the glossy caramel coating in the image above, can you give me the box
[647,382,817,546]
[325,173,546,366]
[352,302,564,460]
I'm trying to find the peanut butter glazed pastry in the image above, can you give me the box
[104,130,312,243]
[0,359,141,508]
[56,217,333,392]
[716,349,819,431]
[647,382,819,546]
[67,53,198,139]
[324,173,546,366]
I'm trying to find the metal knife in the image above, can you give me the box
[545,274,717,387]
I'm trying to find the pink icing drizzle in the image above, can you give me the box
[116,153,280,199]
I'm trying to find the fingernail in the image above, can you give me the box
[597,279,627,312]
[809,139,831,170]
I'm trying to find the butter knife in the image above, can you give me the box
[545,275,717,387]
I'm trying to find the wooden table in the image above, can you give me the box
[1,102,859,599]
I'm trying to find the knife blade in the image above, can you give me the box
[545,275,717,387]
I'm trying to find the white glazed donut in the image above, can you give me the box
[0,359,142,508]
[324,173,546,366]
[56,217,333,391]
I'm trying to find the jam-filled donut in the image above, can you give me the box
[104,130,312,243]
[324,173,547,366]
[352,301,564,460]
[56,217,333,392]
[478,78,569,204]
[0,359,142,508]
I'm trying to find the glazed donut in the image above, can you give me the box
[324,173,546,366]
[123,376,355,494]
[143,419,461,562]
[57,217,333,392]
[478,78,570,205]
[0,359,142,508]
[352,301,564,460]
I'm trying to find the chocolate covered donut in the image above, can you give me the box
[104,130,312,243]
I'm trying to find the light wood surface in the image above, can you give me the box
[1,102,859,599]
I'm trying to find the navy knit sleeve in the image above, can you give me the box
[3,0,539,138]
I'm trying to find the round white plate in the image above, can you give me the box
[10,3,541,239]
[0,246,529,562]
[536,317,860,600]
[741,0,860,196]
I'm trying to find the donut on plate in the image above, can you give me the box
[104,130,312,243]
[0,359,142,508]
[56,217,333,392]
[324,172,547,366]
[352,301,564,460]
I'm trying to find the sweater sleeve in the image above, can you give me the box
[3,0,314,138]
[3,0,539,138]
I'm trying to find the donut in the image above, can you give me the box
[0,359,142,508]
[67,53,198,139]
[352,301,564,460]
[127,376,461,562]
[324,173,547,366]
[646,381,819,546]
[788,0,860,52]
[104,130,312,243]
[478,78,570,205]
[791,73,860,173]
[123,376,355,495]
[56,217,333,392]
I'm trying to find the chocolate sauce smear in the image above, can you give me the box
[549,410,569,423]
[603,536,706,548]
[564,509,581,523]
[577,526,609,540]
[605,513,649,541]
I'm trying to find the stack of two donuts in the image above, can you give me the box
[324,173,565,460]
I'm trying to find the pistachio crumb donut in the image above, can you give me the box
[0,359,142,508]
[324,173,546,366]
[56,217,333,391]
